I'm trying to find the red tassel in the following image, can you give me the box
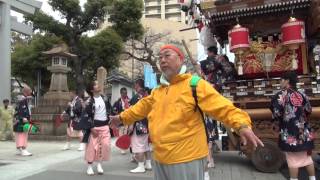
[197,22,204,31]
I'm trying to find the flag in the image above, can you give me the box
[144,64,158,89]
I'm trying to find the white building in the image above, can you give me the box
[143,0,187,23]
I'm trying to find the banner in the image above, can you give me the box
[144,64,158,89]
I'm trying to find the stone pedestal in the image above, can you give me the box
[30,94,70,140]
[30,44,76,140]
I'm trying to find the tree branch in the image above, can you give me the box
[123,51,146,62]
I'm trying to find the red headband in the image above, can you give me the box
[160,45,185,61]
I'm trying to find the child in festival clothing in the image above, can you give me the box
[271,71,316,180]
[83,81,111,175]
[112,87,131,155]
[129,79,152,173]
[61,90,85,151]
[13,85,33,156]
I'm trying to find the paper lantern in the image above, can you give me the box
[281,17,305,70]
[228,24,250,75]
[281,17,305,50]
[228,24,250,53]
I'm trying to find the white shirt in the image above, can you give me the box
[94,96,107,121]
[71,96,78,107]
[121,99,125,110]
[70,96,78,117]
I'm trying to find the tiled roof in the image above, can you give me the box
[201,0,311,22]
[106,70,133,86]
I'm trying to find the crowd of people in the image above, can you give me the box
[109,44,263,180]
[0,44,317,180]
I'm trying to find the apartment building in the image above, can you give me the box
[143,0,187,23]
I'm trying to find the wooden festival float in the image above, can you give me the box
[179,0,320,172]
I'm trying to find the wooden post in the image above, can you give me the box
[181,40,204,78]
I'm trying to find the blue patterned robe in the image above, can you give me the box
[270,88,314,152]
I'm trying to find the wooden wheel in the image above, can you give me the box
[251,140,285,173]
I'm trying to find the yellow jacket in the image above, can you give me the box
[0,106,13,122]
[120,73,252,164]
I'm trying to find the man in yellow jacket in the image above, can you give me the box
[110,44,264,180]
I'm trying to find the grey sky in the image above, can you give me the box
[11,0,87,23]
[10,0,95,36]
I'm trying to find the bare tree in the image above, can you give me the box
[122,28,198,77]
[123,28,170,73]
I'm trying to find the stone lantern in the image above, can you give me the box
[30,43,77,140]
[42,43,76,100]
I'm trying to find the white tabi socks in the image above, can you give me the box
[309,176,316,180]
[145,159,152,170]
[204,171,210,180]
[97,163,104,175]
[130,162,146,173]
[78,143,85,151]
[87,164,94,176]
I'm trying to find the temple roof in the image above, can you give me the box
[198,0,318,43]
[201,0,311,22]
[42,43,77,58]
[106,69,133,87]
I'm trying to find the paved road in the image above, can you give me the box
[0,140,287,180]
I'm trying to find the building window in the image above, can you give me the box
[53,57,59,65]
[61,57,67,65]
